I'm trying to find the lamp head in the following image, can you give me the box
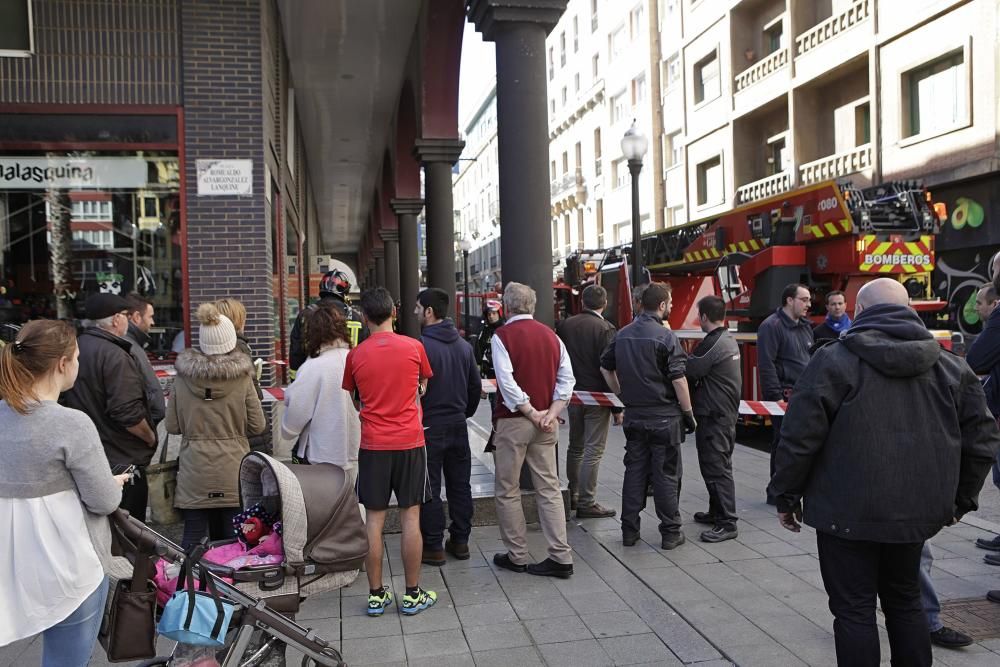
[621,119,648,162]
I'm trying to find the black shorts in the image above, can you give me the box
[357,447,431,510]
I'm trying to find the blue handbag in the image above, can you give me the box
[157,558,236,647]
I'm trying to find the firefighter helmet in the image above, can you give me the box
[483,299,503,318]
[319,269,351,297]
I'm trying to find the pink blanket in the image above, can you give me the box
[153,535,284,606]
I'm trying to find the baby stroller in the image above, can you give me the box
[108,452,368,666]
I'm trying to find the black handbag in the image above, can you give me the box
[99,528,158,662]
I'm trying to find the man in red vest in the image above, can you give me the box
[490,282,576,578]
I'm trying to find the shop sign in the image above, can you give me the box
[196,159,253,196]
[0,157,148,189]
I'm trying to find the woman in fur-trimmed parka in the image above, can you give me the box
[166,302,266,548]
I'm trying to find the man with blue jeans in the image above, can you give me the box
[415,288,482,566]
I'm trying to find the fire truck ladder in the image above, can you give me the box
[640,219,714,268]
[841,180,936,235]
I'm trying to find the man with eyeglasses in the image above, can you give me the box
[62,293,156,520]
[757,283,814,505]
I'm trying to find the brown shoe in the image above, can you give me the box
[445,539,470,560]
[576,502,617,519]
[421,549,446,566]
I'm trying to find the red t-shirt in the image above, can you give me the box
[342,331,433,450]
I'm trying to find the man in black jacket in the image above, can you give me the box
[686,295,741,543]
[557,284,622,519]
[415,288,482,566]
[757,283,813,504]
[601,282,696,550]
[124,293,166,428]
[768,278,999,666]
[62,293,157,520]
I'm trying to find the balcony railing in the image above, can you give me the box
[550,168,584,199]
[734,47,788,93]
[799,144,872,186]
[735,171,792,205]
[795,0,871,57]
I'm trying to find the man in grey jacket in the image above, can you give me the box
[756,283,813,504]
[686,295,741,543]
[125,293,166,427]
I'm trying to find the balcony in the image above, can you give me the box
[799,144,872,186]
[550,168,587,213]
[735,171,791,205]
[734,48,788,93]
[795,0,871,58]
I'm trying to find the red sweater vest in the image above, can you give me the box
[492,318,561,420]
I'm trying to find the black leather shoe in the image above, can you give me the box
[527,558,573,579]
[661,533,686,550]
[622,533,639,547]
[984,553,1000,566]
[930,626,973,648]
[445,539,470,560]
[493,552,526,573]
[700,526,738,543]
[976,535,1000,552]
[987,590,1000,604]
[693,511,716,525]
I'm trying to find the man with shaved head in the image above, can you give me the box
[768,277,999,666]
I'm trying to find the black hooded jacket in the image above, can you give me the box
[768,304,1000,543]
[421,319,482,427]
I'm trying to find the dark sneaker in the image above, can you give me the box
[930,626,973,648]
[527,558,573,579]
[701,526,738,543]
[401,587,437,616]
[576,502,616,519]
[366,587,393,616]
[987,590,1000,604]
[984,553,1000,566]
[693,511,716,525]
[421,549,446,567]
[445,539,470,560]
[661,533,686,550]
[976,535,1000,552]
[622,533,639,547]
[493,552,527,573]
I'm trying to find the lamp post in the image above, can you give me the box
[457,237,473,334]
[621,120,649,289]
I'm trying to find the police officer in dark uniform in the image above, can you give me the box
[289,269,364,371]
[685,295,742,543]
[600,282,696,550]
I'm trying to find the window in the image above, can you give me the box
[550,98,555,114]
[763,16,784,55]
[610,91,628,124]
[591,0,598,32]
[662,54,681,92]
[574,142,582,170]
[696,156,723,206]
[694,50,720,104]
[576,210,585,249]
[552,220,559,252]
[594,128,602,176]
[664,131,682,168]
[766,135,787,176]
[902,50,967,138]
[667,205,685,228]
[560,32,566,66]
[596,199,605,247]
[548,47,554,80]
[631,74,647,106]
[612,158,629,189]
[855,102,871,145]
[572,16,579,52]
[561,86,568,106]
[551,160,557,181]
[609,26,626,61]
[286,89,296,178]
[0,0,33,56]
[574,72,580,93]
[563,214,571,254]
[629,4,645,41]
[562,151,569,174]
[592,54,599,79]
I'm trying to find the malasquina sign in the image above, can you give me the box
[196,159,253,196]
[0,157,148,189]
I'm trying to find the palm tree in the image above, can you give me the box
[46,188,74,319]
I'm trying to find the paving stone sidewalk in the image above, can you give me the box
[5,405,1000,666]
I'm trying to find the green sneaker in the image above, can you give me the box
[366,587,393,616]
[400,587,437,615]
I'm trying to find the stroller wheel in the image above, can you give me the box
[300,646,345,667]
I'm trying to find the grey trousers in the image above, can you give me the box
[493,417,572,565]
[694,418,737,528]
[566,404,612,508]
[919,542,942,632]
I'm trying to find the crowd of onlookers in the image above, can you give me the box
[5,260,1000,667]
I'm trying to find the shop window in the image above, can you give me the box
[0,0,33,56]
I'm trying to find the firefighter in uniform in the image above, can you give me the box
[685,295,741,543]
[289,269,364,371]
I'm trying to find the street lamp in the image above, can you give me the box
[457,237,473,334]
[621,119,649,290]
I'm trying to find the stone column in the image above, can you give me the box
[380,229,401,303]
[468,0,567,327]
[391,198,424,338]
[374,250,386,288]
[414,138,465,301]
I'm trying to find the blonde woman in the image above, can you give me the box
[215,297,271,453]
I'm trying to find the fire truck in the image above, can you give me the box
[561,179,954,401]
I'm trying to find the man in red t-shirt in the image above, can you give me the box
[342,287,437,617]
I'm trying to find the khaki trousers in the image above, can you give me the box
[493,417,572,565]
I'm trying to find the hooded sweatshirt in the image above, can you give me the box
[420,319,482,427]
[966,305,1000,418]
[165,349,266,509]
[768,303,1000,543]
